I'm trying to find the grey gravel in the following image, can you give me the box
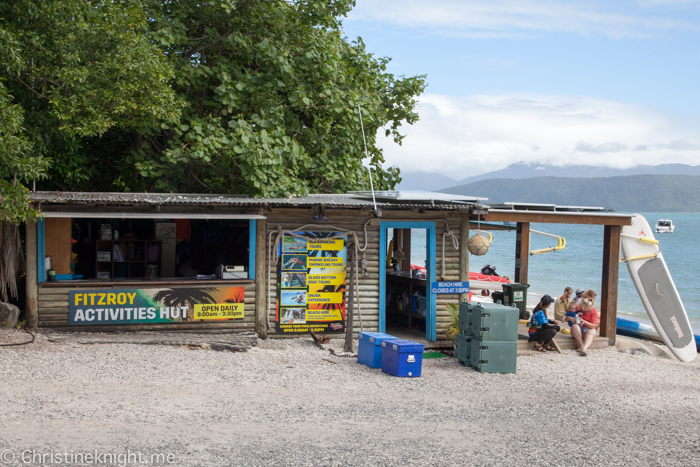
[1,328,699,466]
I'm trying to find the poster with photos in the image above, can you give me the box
[276,233,347,334]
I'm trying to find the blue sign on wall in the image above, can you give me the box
[430,281,470,294]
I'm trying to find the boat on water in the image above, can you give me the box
[655,219,674,233]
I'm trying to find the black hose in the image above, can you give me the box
[0,329,35,346]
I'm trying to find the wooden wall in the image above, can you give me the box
[35,207,466,339]
[36,282,257,332]
[265,209,465,340]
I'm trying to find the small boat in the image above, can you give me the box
[655,219,674,233]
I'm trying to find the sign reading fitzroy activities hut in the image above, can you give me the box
[68,286,245,325]
[277,233,347,334]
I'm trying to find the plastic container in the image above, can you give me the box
[502,283,530,319]
[468,336,517,374]
[455,333,472,366]
[468,302,520,341]
[458,301,472,333]
[381,339,425,377]
[357,332,398,368]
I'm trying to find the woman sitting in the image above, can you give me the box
[570,298,599,356]
[528,295,560,352]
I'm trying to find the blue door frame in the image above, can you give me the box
[379,221,437,341]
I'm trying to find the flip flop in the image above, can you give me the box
[577,348,588,357]
[544,345,556,351]
[533,343,547,352]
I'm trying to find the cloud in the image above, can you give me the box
[377,93,700,177]
[348,0,700,38]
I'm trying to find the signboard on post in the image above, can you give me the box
[277,233,347,334]
[430,281,470,294]
[68,286,245,326]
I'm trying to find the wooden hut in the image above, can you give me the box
[24,191,631,345]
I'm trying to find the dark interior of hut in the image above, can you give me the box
[43,218,250,281]
[385,228,428,338]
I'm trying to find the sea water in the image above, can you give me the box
[408,213,700,334]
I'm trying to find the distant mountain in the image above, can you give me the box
[396,172,458,191]
[397,163,700,192]
[439,174,700,212]
[454,162,700,186]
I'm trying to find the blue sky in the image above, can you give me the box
[343,0,700,177]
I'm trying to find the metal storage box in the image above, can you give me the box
[468,337,517,374]
[468,302,519,341]
[455,333,472,366]
[357,332,397,368]
[458,301,473,333]
[381,339,425,377]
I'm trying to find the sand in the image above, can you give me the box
[1,328,699,466]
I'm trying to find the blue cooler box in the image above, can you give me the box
[357,332,397,368]
[381,339,425,377]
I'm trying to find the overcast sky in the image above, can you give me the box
[343,0,700,177]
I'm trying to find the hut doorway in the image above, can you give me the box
[379,222,437,341]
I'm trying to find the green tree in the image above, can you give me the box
[0,27,49,223]
[121,0,426,196]
[0,0,181,204]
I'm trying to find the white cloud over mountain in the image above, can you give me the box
[377,93,700,177]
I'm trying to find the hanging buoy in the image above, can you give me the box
[468,233,490,256]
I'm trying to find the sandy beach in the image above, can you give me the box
[1,329,699,466]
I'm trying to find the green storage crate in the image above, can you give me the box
[468,337,517,374]
[502,283,530,320]
[455,333,472,366]
[468,302,519,341]
[458,301,473,333]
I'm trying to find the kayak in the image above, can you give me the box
[617,317,700,352]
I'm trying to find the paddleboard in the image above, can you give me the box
[620,214,697,362]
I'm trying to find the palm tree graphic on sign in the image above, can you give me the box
[151,287,218,321]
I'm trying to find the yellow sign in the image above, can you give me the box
[307,274,345,286]
[308,239,344,250]
[193,303,244,320]
[307,293,343,304]
[307,256,344,268]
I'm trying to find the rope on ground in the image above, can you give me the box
[0,329,35,347]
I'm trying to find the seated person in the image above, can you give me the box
[527,295,560,352]
[554,287,573,321]
[570,298,599,356]
[563,288,585,327]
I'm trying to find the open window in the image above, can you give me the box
[41,217,253,282]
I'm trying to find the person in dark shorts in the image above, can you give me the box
[527,295,560,352]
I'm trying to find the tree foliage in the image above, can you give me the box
[0,0,180,217]
[1,0,426,204]
[126,0,426,196]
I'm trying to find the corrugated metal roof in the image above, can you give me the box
[29,191,474,210]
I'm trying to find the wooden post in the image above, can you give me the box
[600,225,621,346]
[254,218,268,339]
[459,215,470,302]
[25,220,38,330]
[515,222,530,284]
[401,228,411,272]
[344,247,355,353]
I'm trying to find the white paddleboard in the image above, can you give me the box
[620,214,696,362]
